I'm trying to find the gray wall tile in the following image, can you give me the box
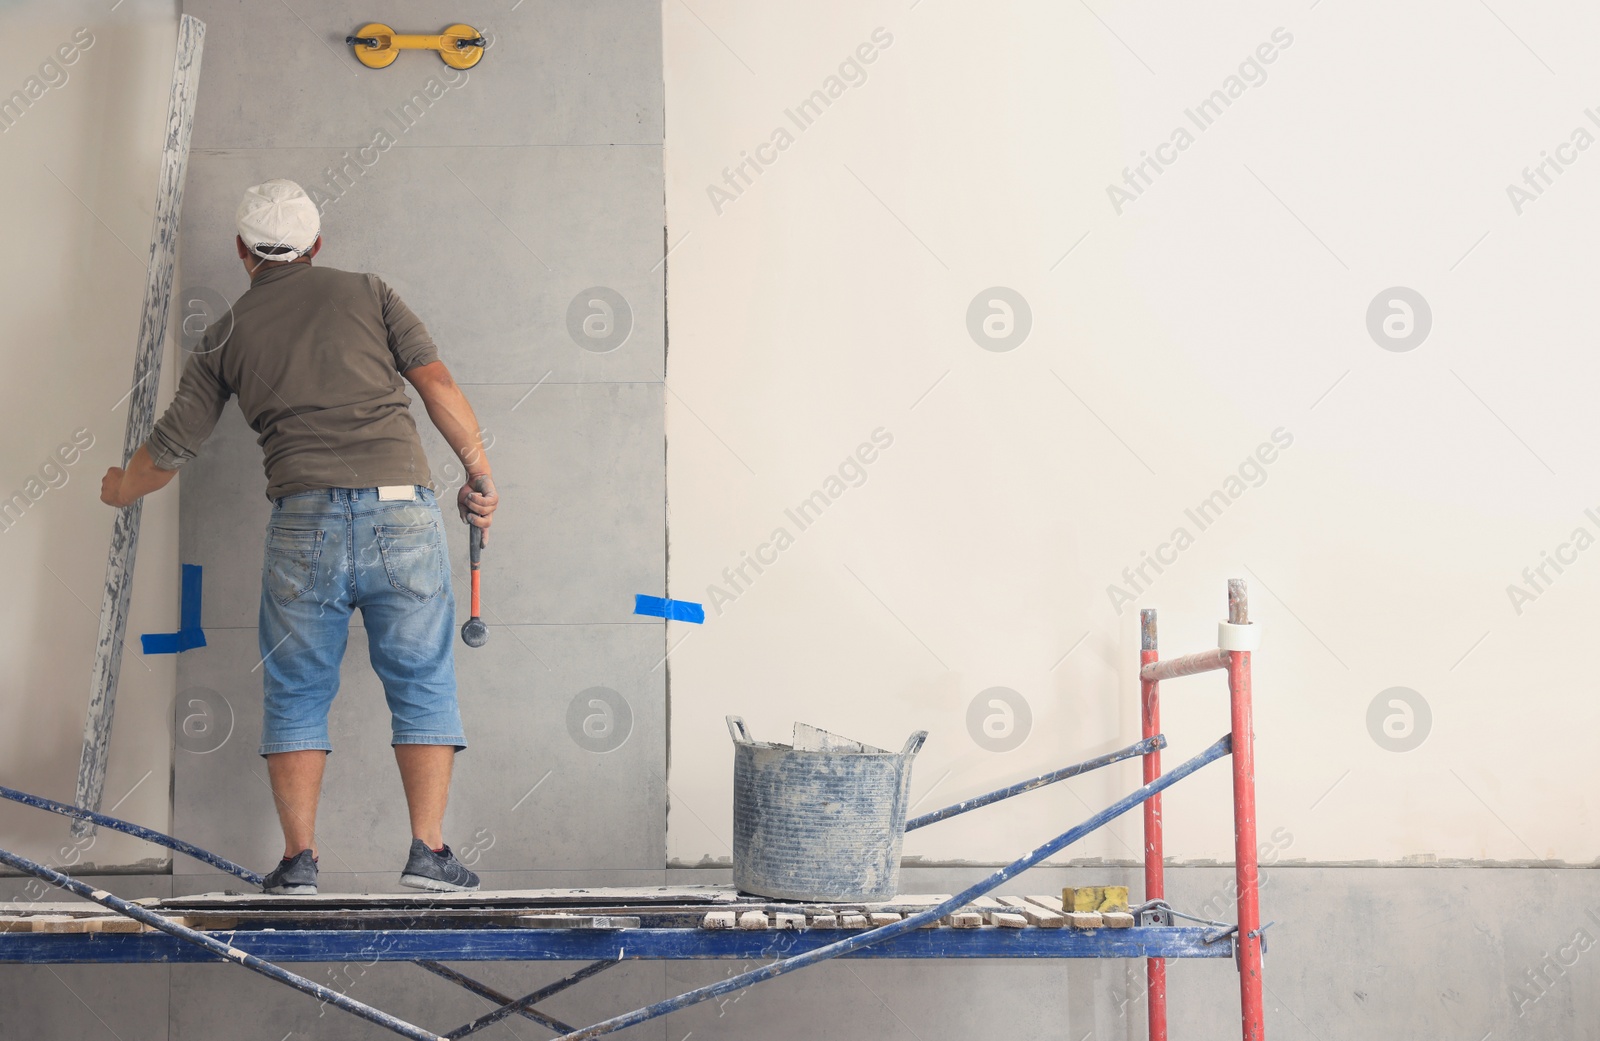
[172,623,664,880]
[179,146,665,386]
[183,0,663,149]
[178,380,664,629]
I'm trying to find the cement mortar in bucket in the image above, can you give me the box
[728,716,928,903]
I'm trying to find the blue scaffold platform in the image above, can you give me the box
[0,578,1270,1041]
[0,887,1235,964]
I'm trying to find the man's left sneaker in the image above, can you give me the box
[262,849,318,895]
[398,839,480,892]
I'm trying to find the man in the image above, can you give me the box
[100,179,498,895]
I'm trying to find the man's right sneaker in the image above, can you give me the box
[262,849,318,895]
[399,838,480,893]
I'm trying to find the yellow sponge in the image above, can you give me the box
[1062,885,1129,913]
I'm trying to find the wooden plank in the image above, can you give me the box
[701,911,736,931]
[162,900,908,933]
[3,914,155,934]
[774,913,806,931]
[809,914,838,929]
[945,912,983,929]
[862,895,948,912]
[73,13,207,832]
[1,903,138,916]
[1102,912,1134,929]
[737,911,769,931]
[27,915,162,934]
[168,902,751,932]
[1064,912,1103,930]
[998,897,1062,928]
[839,914,868,929]
[158,885,739,910]
[868,912,901,928]
[971,897,1026,927]
[516,915,639,930]
[1025,894,1066,913]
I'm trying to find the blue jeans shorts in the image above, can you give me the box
[257,486,466,756]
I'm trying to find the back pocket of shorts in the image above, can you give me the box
[265,527,325,605]
[375,522,444,603]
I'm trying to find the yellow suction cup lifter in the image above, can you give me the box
[346,23,486,70]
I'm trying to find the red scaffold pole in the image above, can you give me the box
[1227,579,1266,1040]
[1140,608,1166,1041]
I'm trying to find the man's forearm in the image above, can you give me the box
[104,445,178,507]
[410,363,491,478]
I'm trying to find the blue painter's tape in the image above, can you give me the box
[634,594,705,624]
[141,564,207,654]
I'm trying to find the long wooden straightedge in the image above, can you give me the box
[73,14,206,835]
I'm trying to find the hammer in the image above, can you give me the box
[460,477,489,648]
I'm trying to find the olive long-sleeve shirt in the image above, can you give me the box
[146,263,440,500]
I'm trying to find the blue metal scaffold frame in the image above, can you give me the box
[0,583,1266,1041]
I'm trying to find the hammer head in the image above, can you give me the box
[461,617,488,648]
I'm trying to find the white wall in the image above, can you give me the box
[0,1,180,871]
[664,0,1597,865]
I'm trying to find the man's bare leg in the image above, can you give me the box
[395,744,454,850]
[266,750,326,859]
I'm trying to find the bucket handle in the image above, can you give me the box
[726,715,753,745]
[901,730,928,756]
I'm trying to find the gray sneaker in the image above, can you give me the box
[262,849,318,895]
[399,839,480,893]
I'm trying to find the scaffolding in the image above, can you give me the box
[0,580,1266,1041]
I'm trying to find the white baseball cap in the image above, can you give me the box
[236,179,320,262]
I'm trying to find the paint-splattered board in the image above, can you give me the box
[73,13,206,834]
[0,891,1143,935]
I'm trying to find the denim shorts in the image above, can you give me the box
[257,486,466,756]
